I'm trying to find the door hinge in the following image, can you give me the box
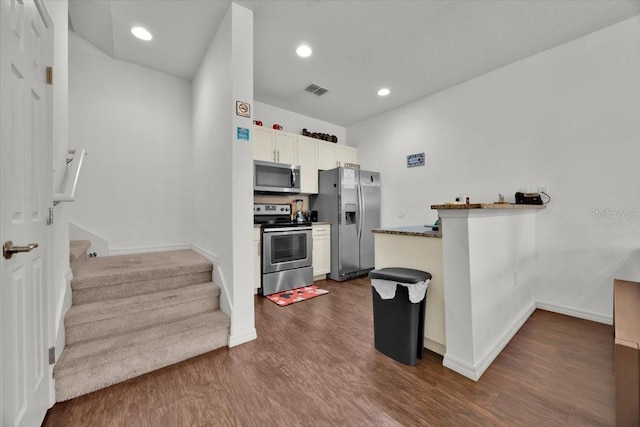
[46,66,53,85]
[49,347,55,365]
[46,207,54,225]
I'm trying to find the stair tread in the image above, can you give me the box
[70,240,91,263]
[65,281,220,325]
[72,250,212,289]
[55,310,230,378]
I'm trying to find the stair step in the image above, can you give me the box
[70,240,91,271]
[72,250,212,289]
[65,282,221,345]
[54,311,230,401]
[71,250,213,304]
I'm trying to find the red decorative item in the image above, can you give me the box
[272,124,283,130]
[253,120,263,126]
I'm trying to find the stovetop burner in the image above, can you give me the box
[254,203,312,228]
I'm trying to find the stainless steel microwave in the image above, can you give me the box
[254,160,301,194]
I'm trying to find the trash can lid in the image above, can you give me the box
[368,267,432,284]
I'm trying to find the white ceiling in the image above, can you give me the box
[69,0,640,127]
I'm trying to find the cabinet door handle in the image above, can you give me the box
[277,150,280,162]
[273,149,276,161]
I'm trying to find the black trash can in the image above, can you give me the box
[369,267,432,366]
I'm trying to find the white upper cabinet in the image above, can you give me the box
[317,140,336,170]
[275,131,297,164]
[336,145,357,166]
[253,126,276,162]
[317,140,357,170]
[297,135,318,194]
[252,126,297,164]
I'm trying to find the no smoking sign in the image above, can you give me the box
[236,101,251,118]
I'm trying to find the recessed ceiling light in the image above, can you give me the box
[296,45,312,58]
[377,88,390,97]
[131,26,152,41]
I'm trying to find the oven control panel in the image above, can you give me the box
[254,204,291,215]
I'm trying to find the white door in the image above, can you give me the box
[1,0,53,426]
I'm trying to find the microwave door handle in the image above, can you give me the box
[291,169,296,189]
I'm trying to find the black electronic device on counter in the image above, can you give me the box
[309,210,318,222]
[515,192,543,205]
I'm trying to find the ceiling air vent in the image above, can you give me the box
[304,83,329,96]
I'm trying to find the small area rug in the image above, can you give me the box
[266,285,330,306]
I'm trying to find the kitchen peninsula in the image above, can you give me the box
[372,226,444,355]
[373,203,545,381]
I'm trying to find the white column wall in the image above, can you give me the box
[192,3,255,346]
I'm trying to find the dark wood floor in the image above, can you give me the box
[43,278,615,426]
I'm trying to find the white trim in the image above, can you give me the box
[108,243,192,256]
[191,244,233,312]
[536,301,613,325]
[191,244,220,264]
[442,353,477,380]
[473,302,536,379]
[228,329,257,347]
[50,268,72,404]
[443,301,536,381]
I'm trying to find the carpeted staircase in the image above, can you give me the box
[54,241,230,401]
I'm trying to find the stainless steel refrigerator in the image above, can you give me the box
[311,167,380,281]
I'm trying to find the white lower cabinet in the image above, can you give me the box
[253,227,261,292]
[312,224,331,278]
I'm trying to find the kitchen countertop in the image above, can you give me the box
[373,226,442,238]
[431,203,546,210]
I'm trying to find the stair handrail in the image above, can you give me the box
[53,148,87,206]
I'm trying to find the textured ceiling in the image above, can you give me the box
[69,0,640,127]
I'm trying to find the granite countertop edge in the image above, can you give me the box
[373,227,442,238]
[431,203,546,210]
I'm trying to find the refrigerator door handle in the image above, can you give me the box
[357,181,364,244]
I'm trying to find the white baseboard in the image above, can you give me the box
[443,301,536,381]
[228,329,257,347]
[536,301,613,325]
[443,353,478,380]
[108,243,192,256]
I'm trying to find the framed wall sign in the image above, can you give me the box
[407,152,425,168]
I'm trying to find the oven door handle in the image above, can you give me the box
[263,227,311,233]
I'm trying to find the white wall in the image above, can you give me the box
[48,0,70,405]
[192,3,255,346]
[348,17,640,322]
[68,32,193,252]
[254,101,347,145]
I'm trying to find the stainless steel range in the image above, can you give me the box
[254,204,313,296]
